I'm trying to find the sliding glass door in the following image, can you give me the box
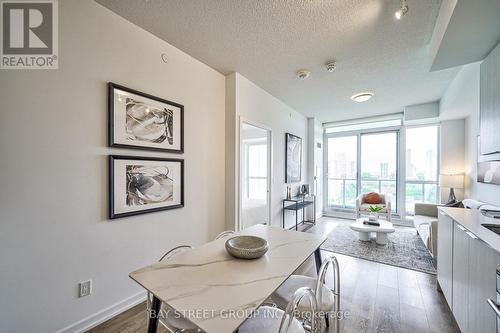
[360,132,398,211]
[325,130,399,214]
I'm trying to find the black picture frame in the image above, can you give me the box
[109,155,184,219]
[108,82,184,153]
[285,133,302,183]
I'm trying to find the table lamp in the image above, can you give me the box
[439,174,464,205]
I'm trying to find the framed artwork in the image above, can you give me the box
[108,82,184,153]
[109,155,184,219]
[285,133,302,183]
[478,161,500,185]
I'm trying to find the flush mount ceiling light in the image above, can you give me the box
[395,0,408,19]
[351,92,374,102]
[296,69,311,80]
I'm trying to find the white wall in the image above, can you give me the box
[226,73,309,230]
[440,119,466,202]
[440,62,500,206]
[307,118,323,219]
[0,1,226,332]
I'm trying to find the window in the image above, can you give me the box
[326,131,399,212]
[327,136,357,208]
[244,142,267,200]
[405,125,439,214]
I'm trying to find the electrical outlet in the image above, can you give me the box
[79,279,92,298]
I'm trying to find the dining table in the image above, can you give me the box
[129,224,327,333]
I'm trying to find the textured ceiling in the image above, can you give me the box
[96,0,459,122]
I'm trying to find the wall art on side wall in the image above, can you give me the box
[285,133,302,183]
[108,82,184,153]
[109,155,184,219]
[478,161,500,185]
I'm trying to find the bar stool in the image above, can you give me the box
[272,255,340,331]
[146,245,200,333]
[239,287,318,333]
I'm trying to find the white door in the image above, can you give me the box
[240,122,271,229]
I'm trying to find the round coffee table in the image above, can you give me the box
[350,218,395,245]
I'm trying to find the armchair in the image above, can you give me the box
[413,203,438,263]
[355,193,392,222]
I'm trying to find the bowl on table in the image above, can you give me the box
[225,236,269,259]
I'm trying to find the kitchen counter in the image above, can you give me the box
[440,206,500,253]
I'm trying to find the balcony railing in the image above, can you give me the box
[327,177,397,209]
[327,177,438,214]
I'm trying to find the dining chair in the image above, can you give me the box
[271,255,340,330]
[214,230,235,240]
[239,287,318,333]
[147,245,199,333]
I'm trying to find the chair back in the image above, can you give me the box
[159,245,192,261]
[215,230,235,240]
[278,287,318,333]
[316,255,340,333]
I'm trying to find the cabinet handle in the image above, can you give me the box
[457,224,466,231]
[465,231,478,239]
[487,299,500,318]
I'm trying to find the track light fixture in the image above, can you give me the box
[395,0,408,19]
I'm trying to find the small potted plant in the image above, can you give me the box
[368,205,384,221]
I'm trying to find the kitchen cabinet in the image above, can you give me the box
[480,40,500,155]
[468,233,497,333]
[437,210,453,307]
[452,223,469,332]
[437,207,498,333]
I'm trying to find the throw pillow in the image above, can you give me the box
[365,192,382,204]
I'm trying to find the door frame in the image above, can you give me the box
[237,117,273,231]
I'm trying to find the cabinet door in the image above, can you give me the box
[468,234,497,333]
[480,41,500,155]
[452,222,469,333]
[437,210,453,307]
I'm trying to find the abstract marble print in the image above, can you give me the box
[125,97,174,145]
[126,165,173,206]
[286,133,302,183]
[478,161,500,185]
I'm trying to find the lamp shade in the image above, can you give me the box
[439,174,464,189]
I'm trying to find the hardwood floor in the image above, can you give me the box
[87,217,459,333]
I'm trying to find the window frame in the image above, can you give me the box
[323,125,402,218]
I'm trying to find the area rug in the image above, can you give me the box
[321,224,436,274]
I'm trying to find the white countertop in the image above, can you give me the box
[439,207,500,253]
[129,225,327,333]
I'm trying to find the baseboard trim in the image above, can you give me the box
[56,291,147,333]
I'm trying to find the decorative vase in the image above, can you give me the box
[369,213,378,222]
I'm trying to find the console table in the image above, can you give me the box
[282,195,316,230]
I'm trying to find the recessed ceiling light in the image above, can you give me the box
[395,0,408,19]
[351,92,374,102]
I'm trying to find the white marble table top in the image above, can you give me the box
[351,218,395,233]
[129,224,327,333]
